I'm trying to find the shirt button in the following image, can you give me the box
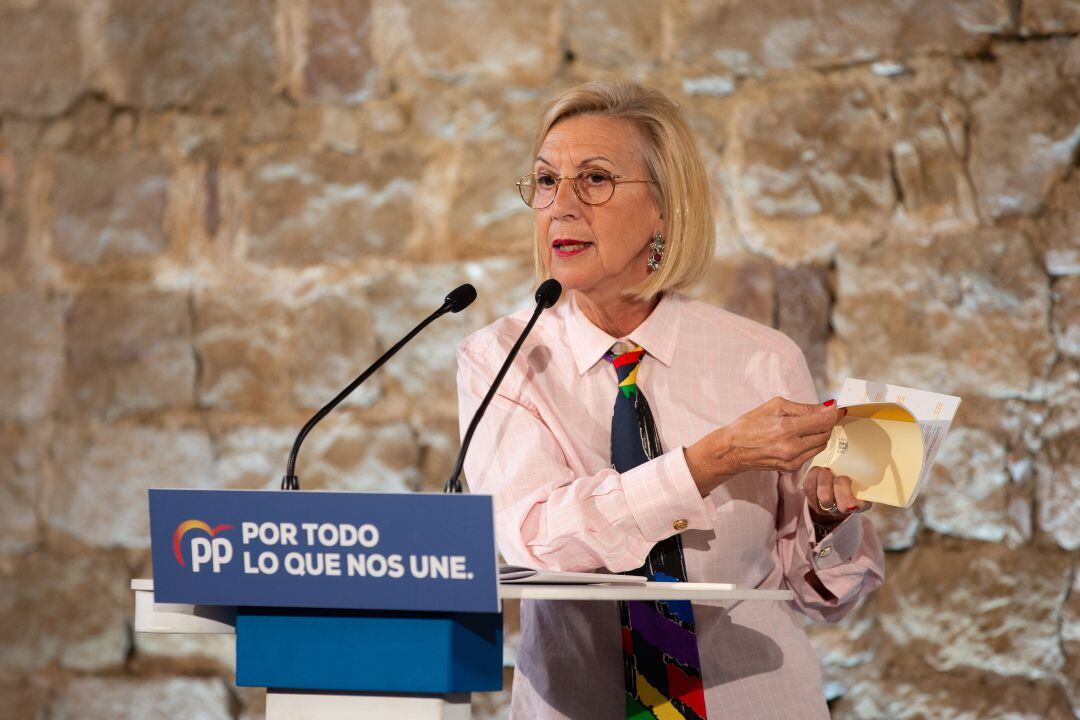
[819,546,833,558]
[672,519,688,531]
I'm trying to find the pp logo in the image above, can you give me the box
[172,520,235,573]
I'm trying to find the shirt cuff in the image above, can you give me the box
[809,509,865,572]
[621,447,716,542]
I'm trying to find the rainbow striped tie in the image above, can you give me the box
[605,345,707,720]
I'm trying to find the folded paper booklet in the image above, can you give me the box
[499,565,648,585]
[809,378,961,508]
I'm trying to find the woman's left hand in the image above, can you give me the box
[803,466,872,522]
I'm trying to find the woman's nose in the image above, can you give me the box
[550,176,581,218]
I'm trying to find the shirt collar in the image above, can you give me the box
[565,291,682,376]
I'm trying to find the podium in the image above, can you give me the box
[137,488,795,718]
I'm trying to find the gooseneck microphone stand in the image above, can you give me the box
[282,283,477,490]
[444,279,562,493]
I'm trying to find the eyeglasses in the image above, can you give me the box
[516,168,655,209]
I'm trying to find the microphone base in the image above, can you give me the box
[281,474,300,491]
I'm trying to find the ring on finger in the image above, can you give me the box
[817,499,839,514]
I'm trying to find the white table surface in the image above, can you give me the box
[132,579,793,604]
[496,582,793,601]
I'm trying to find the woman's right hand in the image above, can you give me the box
[685,397,845,495]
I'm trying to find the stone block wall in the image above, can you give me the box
[0,1,1077,718]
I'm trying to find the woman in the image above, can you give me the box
[456,81,884,720]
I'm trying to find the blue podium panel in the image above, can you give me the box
[235,608,503,693]
[149,489,498,613]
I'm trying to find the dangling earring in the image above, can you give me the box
[647,232,665,271]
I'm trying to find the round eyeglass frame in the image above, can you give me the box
[516,168,655,209]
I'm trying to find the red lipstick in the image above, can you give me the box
[552,238,592,257]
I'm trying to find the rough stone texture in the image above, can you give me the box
[101,0,276,110]
[1,4,1077,718]
[289,279,380,409]
[679,0,1012,77]
[236,685,267,720]
[1056,275,1080,356]
[0,551,130,673]
[212,416,421,492]
[1063,563,1080,712]
[245,147,421,266]
[194,279,292,412]
[387,1,560,87]
[194,276,380,412]
[302,419,422,491]
[726,81,894,264]
[1037,424,1080,550]
[563,0,665,73]
[832,673,1077,720]
[1044,360,1080,433]
[1040,174,1080,276]
[0,676,49,720]
[775,264,830,393]
[0,148,22,289]
[921,426,1026,544]
[0,2,84,116]
[51,151,171,266]
[876,540,1071,680]
[880,66,979,237]
[961,38,1080,220]
[695,256,776,328]
[48,677,231,720]
[863,502,920,551]
[66,287,196,418]
[0,425,44,555]
[804,601,878,702]
[211,423,293,490]
[131,632,236,675]
[49,425,214,548]
[1022,0,1080,35]
[1035,360,1080,550]
[280,0,377,104]
[0,291,64,423]
[830,228,1054,399]
[407,88,537,262]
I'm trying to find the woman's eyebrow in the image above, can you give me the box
[533,154,616,168]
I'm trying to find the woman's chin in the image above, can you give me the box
[547,268,596,294]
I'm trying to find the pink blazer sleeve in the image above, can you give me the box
[775,352,886,622]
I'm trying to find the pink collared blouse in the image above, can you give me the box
[456,291,884,719]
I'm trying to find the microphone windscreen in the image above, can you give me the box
[535,278,562,308]
[446,283,478,313]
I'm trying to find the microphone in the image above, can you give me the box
[444,279,562,493]
[282,283,477,490]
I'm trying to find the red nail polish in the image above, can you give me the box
[822,399,836,407]
[847,505,859,512]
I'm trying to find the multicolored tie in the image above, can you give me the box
[605,345,708,720]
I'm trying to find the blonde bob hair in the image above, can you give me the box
[531,81,715,301]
